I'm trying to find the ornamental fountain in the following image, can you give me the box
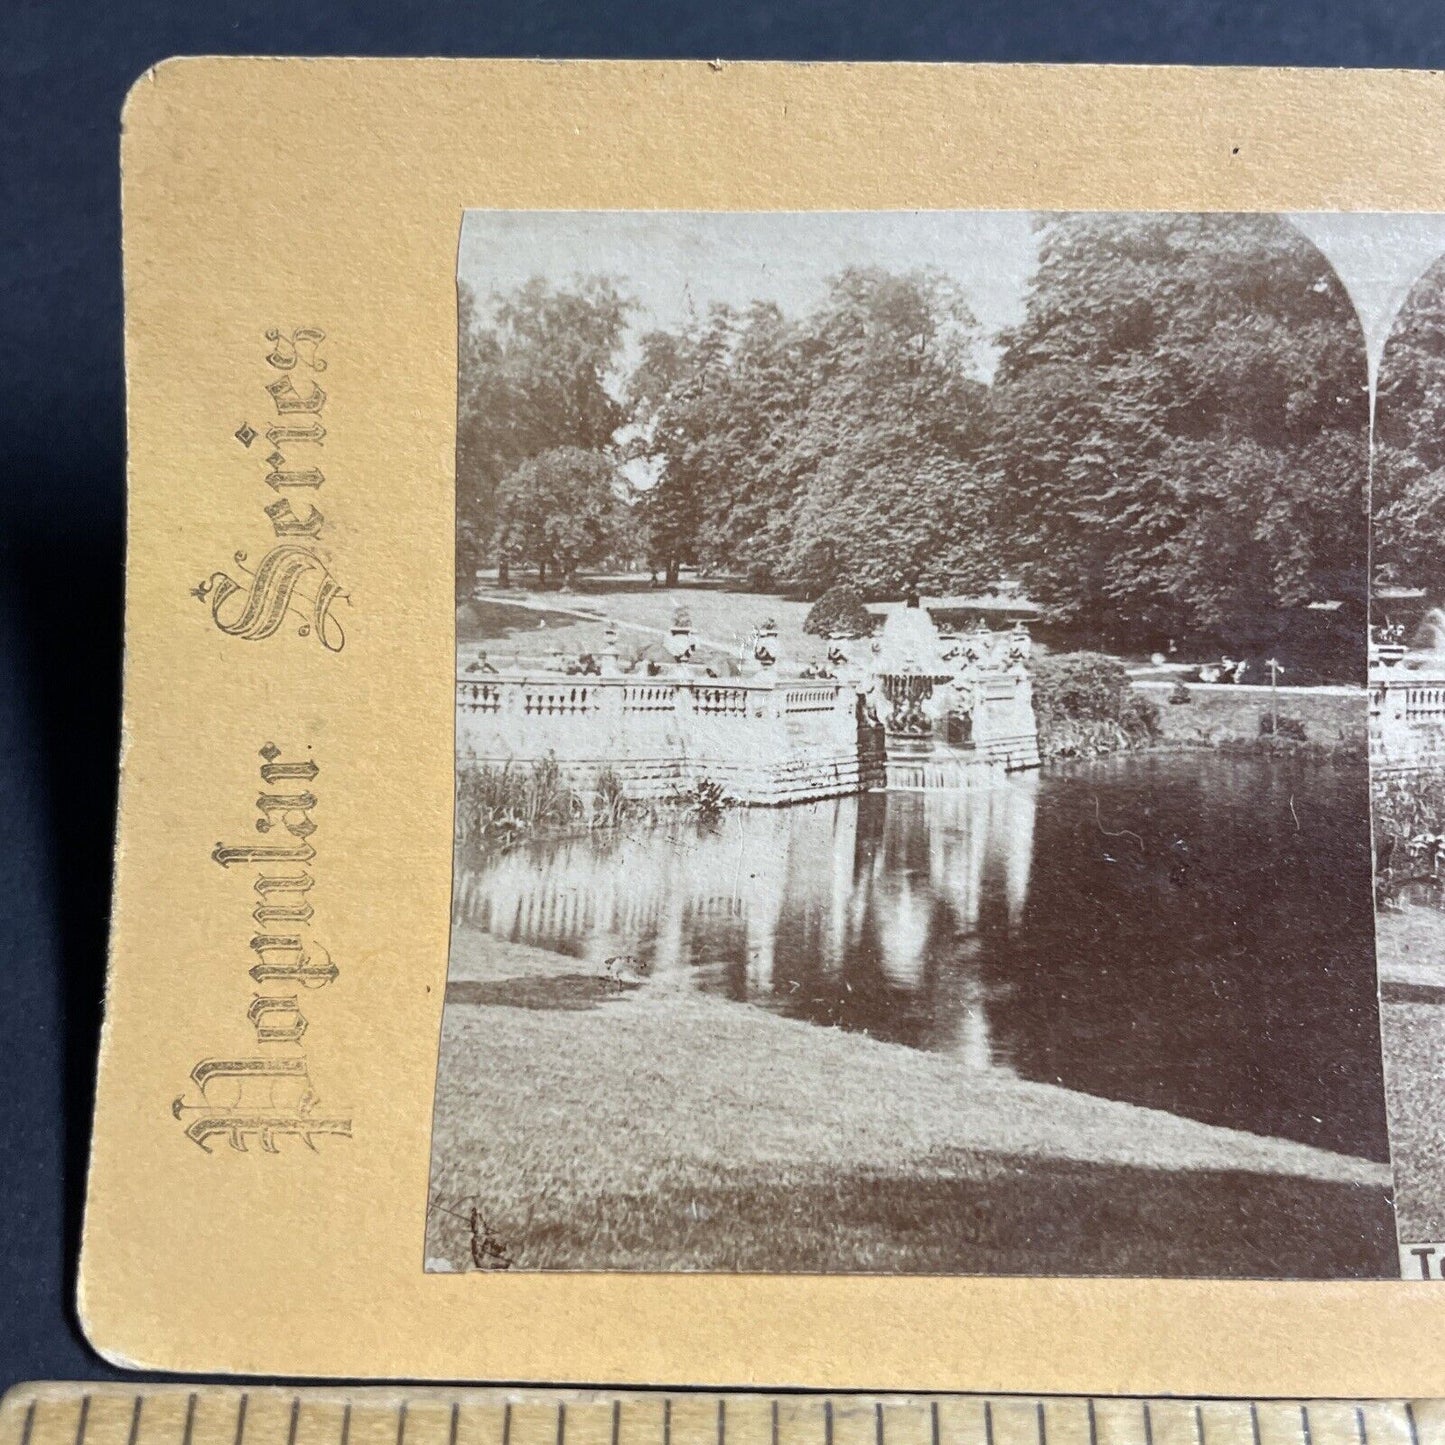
[456,595,1039,803]
[858,594,1040,787]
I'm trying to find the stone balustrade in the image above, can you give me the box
[457,669,867,803]
[457,618,1042,803]
[1371,668,1445,771]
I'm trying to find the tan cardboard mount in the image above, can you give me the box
[83,57,1445,1392]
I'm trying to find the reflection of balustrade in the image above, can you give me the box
[453,781,1038,1068]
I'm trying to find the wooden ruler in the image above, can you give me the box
[4,1387,1445,1445]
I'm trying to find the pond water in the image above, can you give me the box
[452,754,1388,1161]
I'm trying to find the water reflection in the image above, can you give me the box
[455,781,1037,1067]
[452,756,1387,1159]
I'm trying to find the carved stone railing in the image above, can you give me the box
[783,685,840,714]
[1370,663,1445,769]
[620,682,679,712]
[457,669,861,803]
[520,682,600,715]
[457,638,1041,801]
[1405,686,1445,720]
[693,685,751,716]
[456,680,502,713]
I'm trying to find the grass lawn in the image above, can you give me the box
[1378,904,1445,1241]
[1383,999,1445,1242]
[1377,902,1445,989]
[458,581,835,671]
[426,927,1394,1277]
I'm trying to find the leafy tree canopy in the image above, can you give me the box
[991,214,1368,646]
[456,277,632,596]
[458,219,1377,679]
[630,268,996,595]
[494,446,623,587]
[1375,255,1445,598]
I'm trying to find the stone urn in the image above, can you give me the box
[599,620,622,677]
[666,604,695,665]
[754,619,779,670]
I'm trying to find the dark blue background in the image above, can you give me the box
[2,0,1442,1390]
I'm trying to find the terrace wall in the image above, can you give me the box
[457,671,868,804]
[1371,672,1445,773]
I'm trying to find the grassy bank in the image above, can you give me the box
[1034,653,1362,763]
[1383,992,1445,1242]
[426,931,1392,1276]
[1137,679,1364,758]
[1375,905,1445,1240]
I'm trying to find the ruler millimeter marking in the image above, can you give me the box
[5,1387,1445,1445]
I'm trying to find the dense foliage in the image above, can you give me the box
[1373,770,1445,907]
[493,446,622,587]
[1030,652,1161,759]
[457,217,1374,661]
[1375,256,1445,598]
[803,585,874,638]
[1374,769,1445,857]
[628,269,995,594]
[991,215,1368,646]
[455,758,632,850]
[456,278,631,598]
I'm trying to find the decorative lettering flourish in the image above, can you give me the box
[194,545,347,651]
[204,327,349,650]
[172,1058,348,1152]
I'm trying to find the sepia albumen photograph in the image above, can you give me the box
[424,209,1445,1278]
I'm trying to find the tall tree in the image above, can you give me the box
[1375,254,1445,598]
[493,446,623,587]
[783,269,996,596]
[456,277,632,598]
[629,299,814,586]
[626,327,715,586]
[991,214,1368,650]
[631,269,996,595]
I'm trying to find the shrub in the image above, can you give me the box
[803,585,874,638]
[1031,651,1158,760]
[1121,691,1162,745]
[1168,679,1192,705]
[1031,651,1130,724]
[1259,713,1308,742]
[593,766,629,828]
